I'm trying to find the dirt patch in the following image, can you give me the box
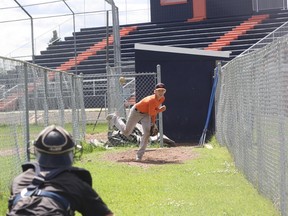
[102,146,199,168]
[86,132,199,168]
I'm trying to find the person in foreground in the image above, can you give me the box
[7,125,114,216]
[107,82,167,161]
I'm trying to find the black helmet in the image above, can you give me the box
[34,125,75,168]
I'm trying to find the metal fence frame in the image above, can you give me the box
[81,64,163,146]
[215,35,288,215]
[0,56,85,194]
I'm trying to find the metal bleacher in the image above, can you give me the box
[222,10,288,57]
[32,9,288,75]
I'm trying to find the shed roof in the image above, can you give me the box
[135,43,230,58]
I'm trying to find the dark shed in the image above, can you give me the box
[135,44,230,143]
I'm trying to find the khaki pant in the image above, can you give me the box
[114,105,151,158]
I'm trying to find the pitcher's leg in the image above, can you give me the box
[122,107,143,136]
[110,107,143,137]
[114,116,126,133]
[136,115,151,160]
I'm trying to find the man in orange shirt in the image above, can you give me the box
[107,83,167,161]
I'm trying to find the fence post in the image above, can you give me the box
[32,68,38,125]
[58,73,65,127]
[79,73,86,136]
[157,64,164,147]
[71,75,77,141]
[24,63,30,161]
[44,69,49,126]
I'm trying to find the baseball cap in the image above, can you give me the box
[155,83,166,90]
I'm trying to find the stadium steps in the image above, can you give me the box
[35,26,137,71]
[0,95,18,111]
[35,16,282,66]
[0,26,137,111]
[65,18,249,73]
[33,15,248,71]
[56,26,137,71]
[0,81,38,111]
[35,24,243,67]
[34,26,136,68]
[3,10,287,111]
[32,10,288,74]
[205,14,270,51]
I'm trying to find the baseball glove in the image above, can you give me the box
[150,124,159,136]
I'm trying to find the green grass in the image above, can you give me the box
[73,144,279,216]
[85,123,108,134]
[0,122,106,141]
[0,135,280,216]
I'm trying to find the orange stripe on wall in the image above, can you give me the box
[187,0,206,22]
[160,0,187,6]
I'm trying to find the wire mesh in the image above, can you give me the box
[0,56,85,194]
[82,69,158,124]
[215,36,288,215]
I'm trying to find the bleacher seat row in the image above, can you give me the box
[1,10,287,111]
[31,10,288,76]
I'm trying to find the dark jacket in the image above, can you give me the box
[7,164,113,216]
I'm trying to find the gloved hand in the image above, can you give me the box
[150,124,159,136]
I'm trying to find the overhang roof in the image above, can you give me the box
[135,43,231,58]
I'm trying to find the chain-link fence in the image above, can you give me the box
[239,20,288,56]
[82,65,159,123]
[0,56,85,194]
[215,35,288,215]
[106,65,159,117]
[82,64,161,145]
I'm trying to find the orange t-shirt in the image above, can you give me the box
[135,94,165,123]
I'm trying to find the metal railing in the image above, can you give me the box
[253,0,288,12]
[239,20,288,56]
